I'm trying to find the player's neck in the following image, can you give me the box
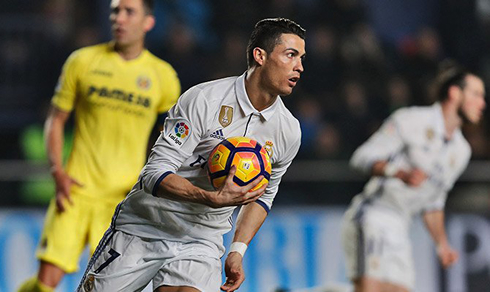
[441,101,462,139]
[114,42,145,61]
[244,68,278,112]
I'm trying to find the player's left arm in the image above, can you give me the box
[423,209,458,268]
[221,202,268,292]
[423,142,470,268]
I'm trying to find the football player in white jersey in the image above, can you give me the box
[341,63,486,292]
[78,18,305,292]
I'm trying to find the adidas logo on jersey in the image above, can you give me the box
[210,129,225,140]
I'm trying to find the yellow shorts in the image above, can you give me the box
[36,193,123,273]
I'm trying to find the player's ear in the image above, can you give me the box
[448,85,462,103]
[144,15,155,32]
[253,47,267,66]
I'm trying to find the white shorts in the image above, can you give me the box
[78,228,222,292]
[341,205,414,290]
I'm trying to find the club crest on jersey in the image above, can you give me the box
[219,105,233,127]
[83,275,95,291]
[264,140,274,158]
[167,120,191,146]
[426,128,435,141]
[136,75,151,90]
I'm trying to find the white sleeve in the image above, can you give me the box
[140,86,209,195]
[256,128,302,212]
[350,112,406,175]
[423,191,448,212]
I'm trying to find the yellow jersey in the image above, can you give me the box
[52,42,180,201]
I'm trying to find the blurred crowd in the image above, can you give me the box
[1,0,490,163]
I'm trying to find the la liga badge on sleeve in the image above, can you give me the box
[165,119,191,147]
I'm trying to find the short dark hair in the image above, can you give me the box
[142,0,154,15]
[435,60,476,101]
[246,18,306,68]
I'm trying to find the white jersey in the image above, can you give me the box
[113,72,301,255]
[348,103,471,222]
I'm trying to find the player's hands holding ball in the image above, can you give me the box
[206,137,271,208]
[208,165,267,208]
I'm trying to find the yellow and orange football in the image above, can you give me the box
[207,137,271,191]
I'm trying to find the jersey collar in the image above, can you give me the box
[433,102,462,141]
[107,41,149,63]
[235,72,280,121]
[433,102,445,136]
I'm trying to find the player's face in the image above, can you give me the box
[110,0,154,48]
[458,75,486,124]
[262,33,305,96]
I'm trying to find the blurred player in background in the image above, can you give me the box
[341,62,486,292]
[18,0,181,291]
[77,17,305,292]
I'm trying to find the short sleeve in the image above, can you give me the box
[423,191,448,213]
[140,86,208,193]
[51,51,83,112]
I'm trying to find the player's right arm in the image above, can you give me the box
[157,166,266,208]
[45,49,85,211]
[44,107,82,212]
[350,110,427,186]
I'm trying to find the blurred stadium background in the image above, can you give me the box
[1,0,490,291]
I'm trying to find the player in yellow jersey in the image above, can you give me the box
[17,0,180,291]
